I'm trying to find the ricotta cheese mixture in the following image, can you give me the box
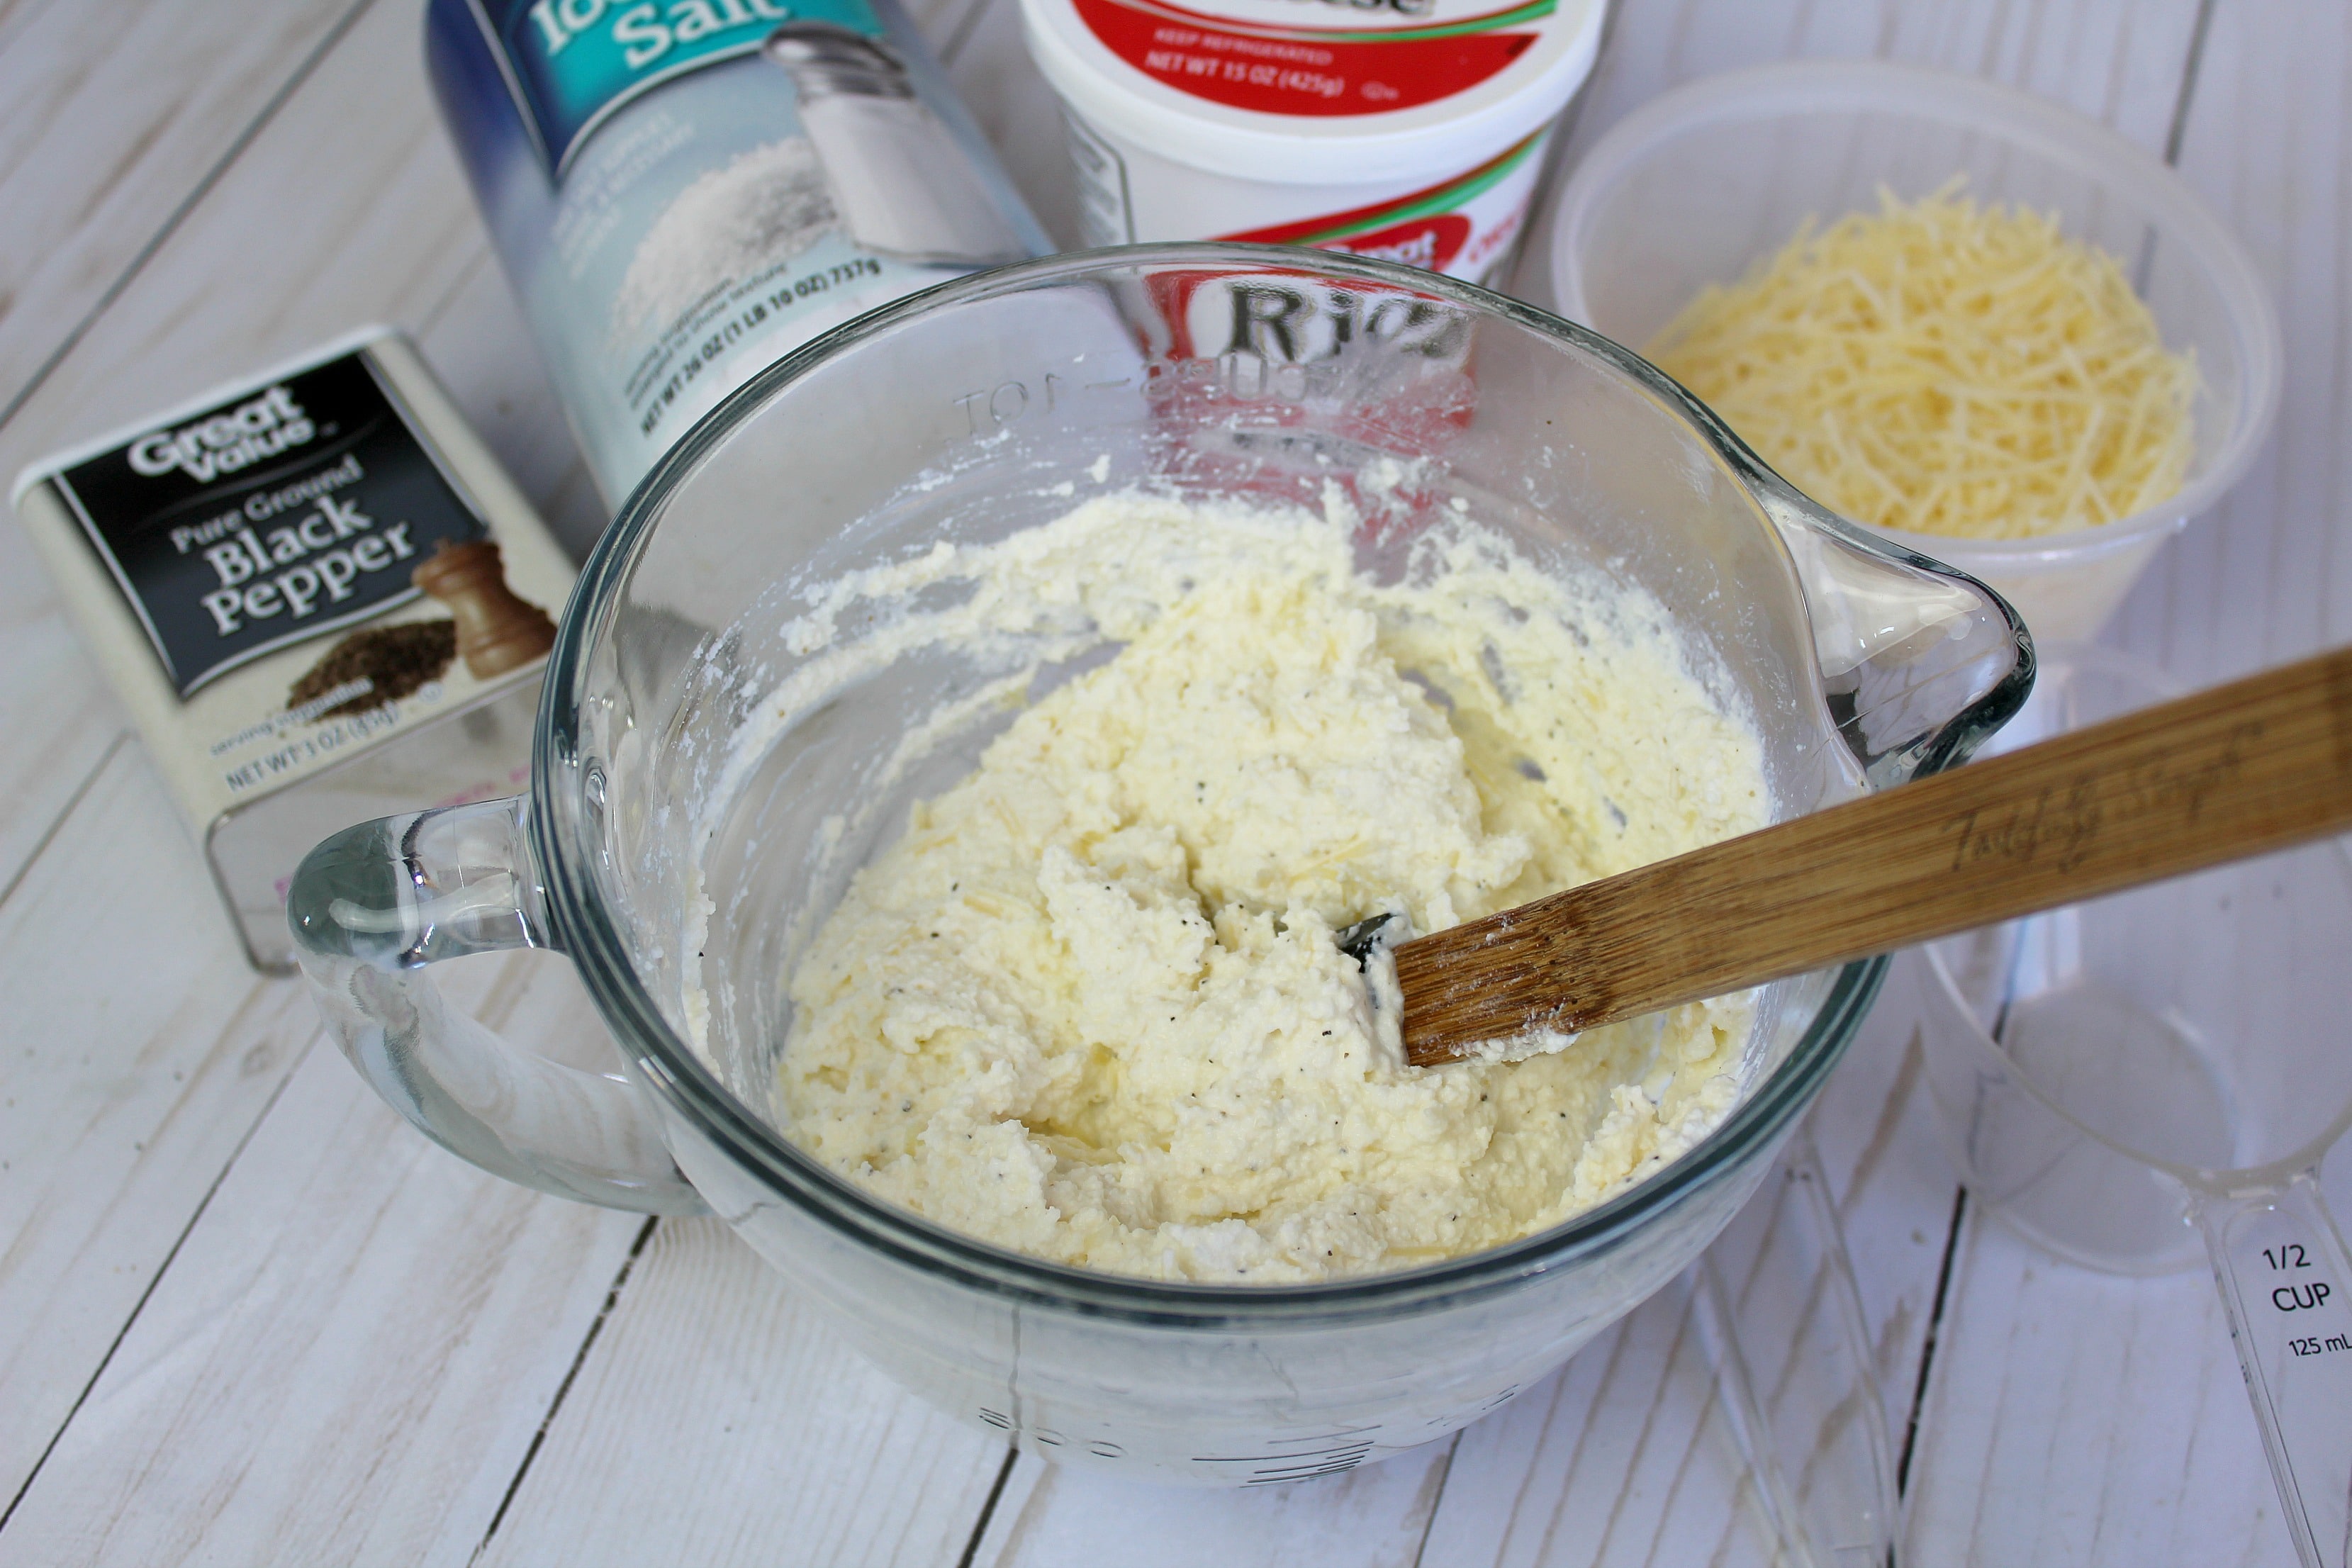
[763,492,1768,1282]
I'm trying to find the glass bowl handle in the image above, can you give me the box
[286,794,707,1215]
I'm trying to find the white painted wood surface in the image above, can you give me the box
[0,0,369,418]
[474,1217,1014,1568]
[0,0,2334,1562]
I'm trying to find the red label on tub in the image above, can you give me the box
[1214,130,1540,274]
[1323,214,1472,271]
[1073,0,1535,116]
[1223,209,1474,273]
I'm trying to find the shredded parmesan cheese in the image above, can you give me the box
[1646,181,2198,540]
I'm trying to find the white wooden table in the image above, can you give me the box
[0,1,2336,1562]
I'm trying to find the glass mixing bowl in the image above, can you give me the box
[289,245,2029,1484]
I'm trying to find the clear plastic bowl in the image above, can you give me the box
[1547,59,2282,642]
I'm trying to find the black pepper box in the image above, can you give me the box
[13,328,577,969]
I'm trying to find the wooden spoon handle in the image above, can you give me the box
[1396,645,2352,1066]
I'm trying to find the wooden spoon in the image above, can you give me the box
[1370,644,2352,1068]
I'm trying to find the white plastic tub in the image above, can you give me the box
[1023,0,1605,284]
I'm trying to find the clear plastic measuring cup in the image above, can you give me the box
[1909,642,2352,1567]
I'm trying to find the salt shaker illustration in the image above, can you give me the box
[763,23,1029,267]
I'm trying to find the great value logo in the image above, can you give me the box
[126,386,317,485]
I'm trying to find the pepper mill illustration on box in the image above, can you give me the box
[412,539,557,678]
[286,539,555,717]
